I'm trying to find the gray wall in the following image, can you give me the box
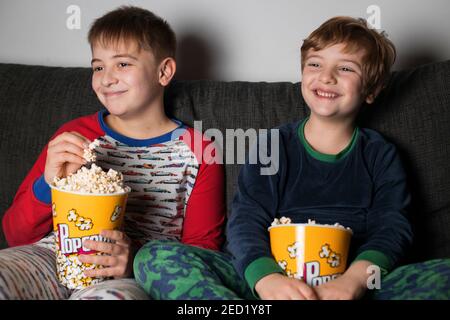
[0,0,449,82]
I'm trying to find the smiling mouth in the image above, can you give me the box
[314,89,339,99]
[103,90,127,98]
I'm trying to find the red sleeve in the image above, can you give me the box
[180,129,226,251]
[2,113,102,247]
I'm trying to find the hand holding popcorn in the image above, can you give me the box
[314,260,371,300]
[83,139,100,163]
[255,273,318,300]
[44,132,92,184]
[78,229,135,279]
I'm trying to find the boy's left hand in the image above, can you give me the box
[314,260,372,300]
[78,230,135,279]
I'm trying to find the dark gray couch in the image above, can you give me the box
[0,61,449,265]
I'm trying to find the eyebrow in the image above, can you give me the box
[306,54,362,69]
[91,54,138,65]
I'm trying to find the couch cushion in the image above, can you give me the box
[0,64,101,249]
[357,61,450,261]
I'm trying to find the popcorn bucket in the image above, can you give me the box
[269,224,352,286]
[50,185,130,289]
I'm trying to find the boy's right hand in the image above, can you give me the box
[255,273,318,300]
[44,131,90,184]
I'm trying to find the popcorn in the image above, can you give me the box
[271,216,291,226]
[319,244,332,258]
[270,217,353,284]
[287,242,302,258]
[83,139,100,163]
[271,216,352,232]
[75,216,93,231]
[319,244,341,268]
[50,153,129,289]
[52,164,128,194]
[278,260,288,270]
[327,252,341,268]
[110,205,122,222]
[56,250,103,289]
[67,209,77,222]
[52,203,57,217]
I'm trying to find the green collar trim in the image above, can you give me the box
[298,118,359,163]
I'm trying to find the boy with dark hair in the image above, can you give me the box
[0,6,225,299]
[133,16,450,300]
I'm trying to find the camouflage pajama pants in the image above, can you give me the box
[133,240,254,299]
[133,240,450,300]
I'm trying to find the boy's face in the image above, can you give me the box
[91,40,163,119]
[301,43,371,121]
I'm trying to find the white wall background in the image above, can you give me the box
[0,0,449,82]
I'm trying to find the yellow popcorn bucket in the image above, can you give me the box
[50,185,130,289]
[269,224,352,286]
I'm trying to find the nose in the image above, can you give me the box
[101,69,118,87]
[319,67,337,85]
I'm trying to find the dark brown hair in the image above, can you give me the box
[301,16,396,97]
[88,6,176,61]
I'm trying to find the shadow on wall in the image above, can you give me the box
[175,33,217,81]
[174,30,445,80]
[394,44,442,71]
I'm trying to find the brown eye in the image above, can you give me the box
[340,67,354,72]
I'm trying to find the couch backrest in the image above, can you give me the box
[0,62,449,262]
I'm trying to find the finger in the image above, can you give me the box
[101,229,130,245]
[49,131,90,150]
[287,289,306,300]
[53,151,86,166]
[83,239,121,255]
[83,266,116,278]
[79,253,117,267]
[278,284,306,300]
[70,131,92,145]
[313,286,325,300]
[48,141,86,159]
[300,285,319,300]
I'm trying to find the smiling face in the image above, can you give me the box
[301,43,372,121]
[91,40,164,119]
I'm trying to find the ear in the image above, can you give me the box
[365,94,375,104]
[158,58,176,87]
[365,86,383,104]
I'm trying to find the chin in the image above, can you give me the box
[104,105,129,117]
[313,112,339,119]
[308,104,338,117]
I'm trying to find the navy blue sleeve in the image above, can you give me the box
[356,142,413,270]
[226,132,285,280]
